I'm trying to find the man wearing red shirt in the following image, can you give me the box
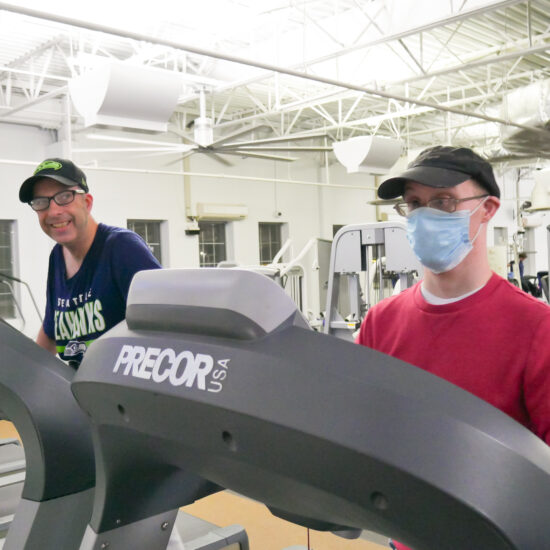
[356,146,550,550]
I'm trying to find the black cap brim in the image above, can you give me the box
[19,174,81,203]
[377,165,471,199]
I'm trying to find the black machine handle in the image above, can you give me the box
[0,321,94,501]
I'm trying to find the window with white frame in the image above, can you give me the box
[127,220,163,263]
[198,221,227,267]
[259,222,283,265]
[0,221,17,319]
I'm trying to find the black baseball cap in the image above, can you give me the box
[19,158,89,203]
[377,146,500,199]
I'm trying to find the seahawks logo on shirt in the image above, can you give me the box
[64,340,88,357]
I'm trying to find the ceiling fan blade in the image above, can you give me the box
[218,150,298,162]
[72,146,194,154]
[209,124,272,148]
[86,133,195,151]
[219,145,333,152]
[159,154,192,167]
[219,132,330,148]
[168,125,201,147]
[160,149,197,166]
[198,151,234,167]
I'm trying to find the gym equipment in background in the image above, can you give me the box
[324,222,421,340]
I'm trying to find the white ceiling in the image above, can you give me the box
[1,0,550,167]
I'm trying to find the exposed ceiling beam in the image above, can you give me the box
[0,85,67,118]
[0,0,547,144]
[0,65,70,83]
[209,124,271,147]
[398,36,550,84]
[222,33,550,126]
[214,0,526,92]
[0,36,63,80]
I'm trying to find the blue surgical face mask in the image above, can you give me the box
[406,199,487,274]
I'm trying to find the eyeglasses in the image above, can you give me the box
[393,194,489,217]
[29,189,86,211]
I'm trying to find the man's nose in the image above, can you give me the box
[45,199,65,215]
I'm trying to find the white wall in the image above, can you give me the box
[3,121,548,341]
[0,123,56,338]
[0,122,378,339]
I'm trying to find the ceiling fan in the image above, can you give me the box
[82,89,334,166]
[84,125,334,167]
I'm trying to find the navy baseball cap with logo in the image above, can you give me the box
[377,146,500,200]
[19,158,89,203]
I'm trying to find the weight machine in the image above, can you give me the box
[324,222,421,340]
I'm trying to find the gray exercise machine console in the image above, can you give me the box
[324,222,421,340]
[73,268,550,550]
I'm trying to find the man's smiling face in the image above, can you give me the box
[33,178,92,247]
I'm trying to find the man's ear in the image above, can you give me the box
[481,196,500,223]
[84,193,93,212]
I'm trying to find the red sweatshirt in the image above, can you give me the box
[357,273,550,550]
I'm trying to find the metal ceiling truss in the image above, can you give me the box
[0,0,549,163]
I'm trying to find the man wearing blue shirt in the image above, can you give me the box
[19,158,161,368]
[519,252,527,279]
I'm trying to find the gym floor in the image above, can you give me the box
[185,491,388,550]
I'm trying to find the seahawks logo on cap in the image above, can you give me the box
[34,160,62,174]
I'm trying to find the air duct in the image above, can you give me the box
[69,62,182,131]
[333,136,403,174]
[500,80,550,158]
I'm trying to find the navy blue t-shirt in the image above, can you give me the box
[43,223,161,366]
